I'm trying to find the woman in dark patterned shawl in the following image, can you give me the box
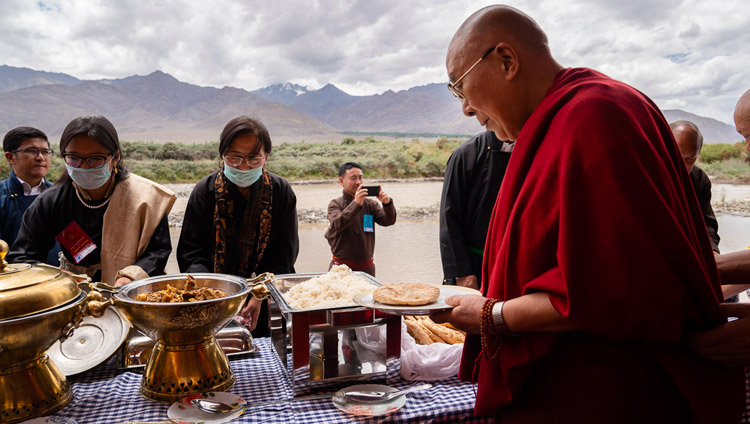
[177,116,299,337]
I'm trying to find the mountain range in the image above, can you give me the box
[0,64,740,145]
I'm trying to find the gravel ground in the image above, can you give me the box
[714,201,750,217]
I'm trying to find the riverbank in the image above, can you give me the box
[163,180,750,227]
[163,180,750,282]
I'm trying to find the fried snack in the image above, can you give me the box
[440,322,463,332]
[422,317,466,344]
[373,283,440,306]
[404,315,466,345]
[424,322,447,343]
[404,318,435,345]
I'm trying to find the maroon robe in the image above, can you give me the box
[459,68,745,422]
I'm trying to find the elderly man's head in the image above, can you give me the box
[446,5,562,141]
[670,120,703,173]
[734,89,750,152]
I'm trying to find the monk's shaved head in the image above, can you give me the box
[449,4,550,69]
[670,120,703,152]
[670,120,703,172]
[446,5,562,141]
[735,89,750,151]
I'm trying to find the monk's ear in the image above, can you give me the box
[494,43,519,81]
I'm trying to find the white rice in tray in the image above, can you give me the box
[283,265,376,309]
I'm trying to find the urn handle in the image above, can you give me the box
[85,282,118,317]
[247,272,274,300]
[0,239,8,271]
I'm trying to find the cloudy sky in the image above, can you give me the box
[1,0,747,124]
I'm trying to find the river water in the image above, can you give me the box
[166,181,750,284]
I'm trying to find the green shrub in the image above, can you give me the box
[700,143,745,163]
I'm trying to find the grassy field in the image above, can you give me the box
[1,138,747,184]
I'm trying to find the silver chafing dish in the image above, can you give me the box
[267,272,401,397]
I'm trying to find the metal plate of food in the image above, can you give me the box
[268,267,403,398]
[117,319,258,369]
[47,307,131,376]
[268,267,382,315]
[353,285,482,316]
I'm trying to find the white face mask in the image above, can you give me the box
[223,164,262,187]
[65,163,112,189]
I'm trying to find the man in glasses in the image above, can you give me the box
[432,5,744,423]
[1,126,60,265]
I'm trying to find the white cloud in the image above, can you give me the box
[0,0,747,123]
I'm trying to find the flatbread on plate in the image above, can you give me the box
[372,283,440,306]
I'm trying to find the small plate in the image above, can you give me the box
[333,384,406,416]
[168,392,245,424]
[47,307,130,376]
[353,285,481,316]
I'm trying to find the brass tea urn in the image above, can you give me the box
[89,272,272,402]
[0,240,88,423]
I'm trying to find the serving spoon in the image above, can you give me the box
[191,392,336,414]
[342,383,432,403]
[191,383,433,414]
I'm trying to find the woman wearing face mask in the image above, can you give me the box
[177,116,299,337]
[8,116,176,287]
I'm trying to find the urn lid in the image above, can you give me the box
[0,240,82,320]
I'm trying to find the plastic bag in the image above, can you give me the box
[356,321,463,381]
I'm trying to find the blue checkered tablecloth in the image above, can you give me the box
[42,337,489,423]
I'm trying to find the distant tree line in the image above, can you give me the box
[1,139,746,184]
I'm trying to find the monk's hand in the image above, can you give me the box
[455,274,478,290]
[236,297,262,331]
[689,303,750,366]
[430,294,485,334]
[114,276,132,287]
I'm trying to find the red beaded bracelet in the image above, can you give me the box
[480,298,504,360]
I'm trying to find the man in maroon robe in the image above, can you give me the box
[432,5,745,423]
[690,89,750,366]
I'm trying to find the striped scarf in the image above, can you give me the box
[212,169,273,277]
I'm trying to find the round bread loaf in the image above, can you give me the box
[373,283,440,306]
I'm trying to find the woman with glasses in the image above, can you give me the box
[177,116,299,337]
[8,116,176,287]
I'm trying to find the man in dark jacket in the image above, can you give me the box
[1,126,60,265]
[670,120,719,253]
[439,129,513,289]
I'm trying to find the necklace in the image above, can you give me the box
[74,186,111,209]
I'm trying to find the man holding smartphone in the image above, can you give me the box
[325,162,396,276]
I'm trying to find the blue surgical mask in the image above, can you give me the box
[66,163,112,190]
[223,164,262,187]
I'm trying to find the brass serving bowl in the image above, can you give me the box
[91,273,270,402]
[0,241,89,423]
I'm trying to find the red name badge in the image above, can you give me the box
[55,221,97,264]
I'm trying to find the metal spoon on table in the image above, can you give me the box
[343,383,432,403]
[192,383,432,414]
[191,392,336,414]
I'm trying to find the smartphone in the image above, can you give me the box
[364,185,380,196]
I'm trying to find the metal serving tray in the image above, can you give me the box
[268,272,401,396]
[116,319,257,369]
